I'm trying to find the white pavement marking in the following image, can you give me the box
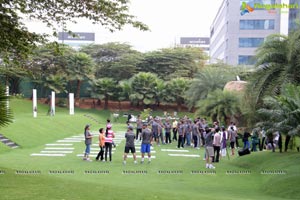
[161,149,189,152]
[45,147,74,150]
[64,138,84,140]
[92,144,118,147]
[31,153,66,157]
[168,154,200,157]
[45,144,73,146]
[90,148,116,151]
[125,155,156,158]
[57,140,81,143]
[83,151,114,154]
[76,153,114,157]
[41,151,73,154]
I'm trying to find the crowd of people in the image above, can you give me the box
[82,114,282,168]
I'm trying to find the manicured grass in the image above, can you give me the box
[0,99,299,200]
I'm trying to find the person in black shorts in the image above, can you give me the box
[123,125,137,165]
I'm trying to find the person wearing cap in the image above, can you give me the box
[83,124,93,161]
[140,123,152,164]
[123,125,137,165]
[104,123,115,162]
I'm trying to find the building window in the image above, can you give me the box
[238,55,256,65]
[240,20,275,30]
[239,38,264,48]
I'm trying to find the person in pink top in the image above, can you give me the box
[104,124,115,162]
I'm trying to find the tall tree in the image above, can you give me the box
[137,47,206,80]
[185,66,234,109]
[0,0,148,64]
[256,84,300,150]
[165,78,190,111]
[25,43,74,95]
[195,89,241,125]
[80,43,141,81]
[129,72,158,106]
[248,30,300,107]
[66,52,95,98]
[89,78,117,110]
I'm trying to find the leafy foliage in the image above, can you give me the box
[66,52,95,98]
[25,43,75,94]
[256,84,300,136]
[129,72,158,106]
[248,30,300,107]
[137,47,206,80]
[195,89,241,125]
[185,66,237,109]
[89,78,117,109]
[165,78,190,109]
[80,43,141,81]
[0,0,148,64]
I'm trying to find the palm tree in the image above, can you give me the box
[66,52,95,99]
[256,84,300,151]
[185,67,234,109]
[248,30,300,107]
[89,78,117,110]
[195,89,241,125]
[0,84,12,128]
[165,78,190,111]
[129,72,158,107]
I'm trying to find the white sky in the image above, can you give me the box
[25,0,223,52]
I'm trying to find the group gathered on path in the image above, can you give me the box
[83,114,283,169]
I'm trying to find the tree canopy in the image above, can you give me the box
[0,0,149,63]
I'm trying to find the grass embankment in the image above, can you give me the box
[0,99,299,200]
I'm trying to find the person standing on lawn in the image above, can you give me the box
[83,124,93,161]
[95,128,105,161]
[205,126,215,169]
[104,124,115,162]
[140,123,153,164]
[136,115,143,141]
[123,125,137,165]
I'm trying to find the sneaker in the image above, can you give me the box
[134,161,137,164]
[86,158,93,162]
[206,164,209,168]
[209,164,215,169]
[140,160,144,164]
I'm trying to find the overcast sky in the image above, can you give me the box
[26,0,223,52]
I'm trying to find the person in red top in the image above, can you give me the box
[104,124,115,162]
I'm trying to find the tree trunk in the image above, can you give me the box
[284,135,291,152]
[76,79,81,99]
[177,100,182,112]
[104,96,108,110]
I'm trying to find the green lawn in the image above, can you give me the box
[0,99,299,200]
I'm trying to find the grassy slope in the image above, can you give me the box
[0,99,299,200]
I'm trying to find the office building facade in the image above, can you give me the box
[209,0,289,66]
